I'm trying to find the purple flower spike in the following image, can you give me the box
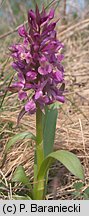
[9,4,65,117]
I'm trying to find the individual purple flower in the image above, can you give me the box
[18,91,27,101]
[35,90,43,100]
[25,99,36,114]
[9,4,65,117]
[18,25,27,37]
[26,71,37,81]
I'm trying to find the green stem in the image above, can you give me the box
[33,104,44,200]
[36,105,44,169]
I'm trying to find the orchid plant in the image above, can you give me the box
[5,5,84,200]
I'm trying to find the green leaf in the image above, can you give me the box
[72,191,80,198]
[12,195,32,200]
[43,106,58,157]
[12,165,32,190]
[83,193,89,200]
[84,187,89,196]
[38,150,84,181]
[5,132,36,153]
[73,182,84,191]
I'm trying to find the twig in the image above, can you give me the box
[0,21,28,40]
[0,170,10,198]
[0,75,14,108]
[9,183,12,200]
[7,0,17,25]
[79,118,86,154]
[59,18,89,39]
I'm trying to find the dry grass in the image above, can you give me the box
[0,12,89,199]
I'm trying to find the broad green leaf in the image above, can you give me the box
[12,165,32,190]
[38,150,84,181]
[5,132,36,153]
[43,106,58,157]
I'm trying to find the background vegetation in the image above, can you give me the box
[0,0,89,200]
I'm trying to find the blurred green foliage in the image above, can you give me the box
[73,182,89,200]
